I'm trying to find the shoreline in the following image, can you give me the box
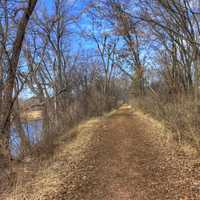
[21,110,43,122]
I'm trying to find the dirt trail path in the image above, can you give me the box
[54,105,200,200]
[6,105,200,200]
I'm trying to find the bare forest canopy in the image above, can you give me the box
[0,0,200,182]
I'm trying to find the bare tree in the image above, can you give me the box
[140,0,200,98]
[0,0,37,165]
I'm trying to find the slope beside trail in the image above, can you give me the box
[5,105,200,200]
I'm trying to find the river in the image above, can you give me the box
[11,120,43,156]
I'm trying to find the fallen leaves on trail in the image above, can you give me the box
[4,105,200,200]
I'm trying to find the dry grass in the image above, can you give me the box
[130,95,200,157]
[3,116,102,200]
[2,104,200,199]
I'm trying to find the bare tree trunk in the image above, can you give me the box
[194,48,200,113]
[0,0,37,165]
[13,98,31,158]
[0,60,3,137]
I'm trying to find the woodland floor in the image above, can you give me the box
[4,105,200,200]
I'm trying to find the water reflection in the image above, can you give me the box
[11,120,42,156]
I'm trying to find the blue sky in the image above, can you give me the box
[39,0,94,51]
[21,0,94,100]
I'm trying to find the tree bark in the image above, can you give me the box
[0,0,37,165]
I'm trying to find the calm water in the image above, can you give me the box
[11,120,43,156]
